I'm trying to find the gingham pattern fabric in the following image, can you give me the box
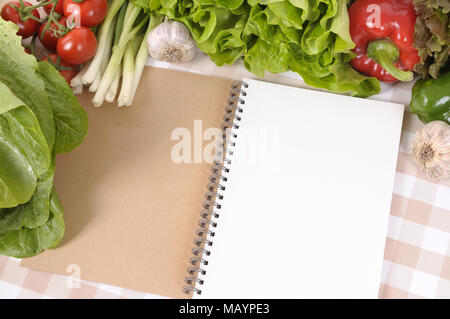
[0,53,449,299]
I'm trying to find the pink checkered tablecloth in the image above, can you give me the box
[0,53,449,299]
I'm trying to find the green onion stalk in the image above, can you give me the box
[103,2,127,102]
[105,64,122,102]
[89,14,117,92]
[92,2,147,106]
[126,14,164,106]
[113,1,128,46]
[118,33,143,106]
[70,61,90,94]
[82,0,126,85]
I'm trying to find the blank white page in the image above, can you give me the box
[195,78,404,299]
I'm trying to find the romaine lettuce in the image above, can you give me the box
[0,17,88,258]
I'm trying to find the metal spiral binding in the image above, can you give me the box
[182,80,248,295]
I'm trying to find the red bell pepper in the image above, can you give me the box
[349,0,420,82]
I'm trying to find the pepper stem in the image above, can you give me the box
[367,39,413,82]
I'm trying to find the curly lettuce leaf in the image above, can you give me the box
[289,44,380,97]
[195,0,245,10]
[244,38,290,76]
[249,0,323,22]
[413,0,450,78]
[184,6,248,65]
[150,0,380,96]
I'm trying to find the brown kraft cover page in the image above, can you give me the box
[21,67,233,299]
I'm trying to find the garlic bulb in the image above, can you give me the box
[410,121,450,181]
[147,20,196,63]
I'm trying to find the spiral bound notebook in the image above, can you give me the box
[185,79,404,299]
[21,68,404,299]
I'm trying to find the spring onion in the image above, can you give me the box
[92,3,148,106]
[82,0,126,85]
[89,15,117,92]
[105,65,121,103]
[72,0,162,107]
[127,14,164,107]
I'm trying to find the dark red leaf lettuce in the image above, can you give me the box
[413,0,450,78]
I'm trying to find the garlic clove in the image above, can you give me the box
[410,120,450,181]
[147,20,197,64]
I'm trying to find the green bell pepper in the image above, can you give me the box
[410,71,450,124]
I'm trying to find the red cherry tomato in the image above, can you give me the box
[38,16,67,52]
[63,0,107,27]
[43,0,64,15]
[42,53,78,84]
[57,26,96,65]
[1,1,40,38]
